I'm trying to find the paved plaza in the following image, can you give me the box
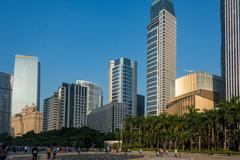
[7,152,240,160]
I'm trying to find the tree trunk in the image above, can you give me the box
[198,135,201,151]
[224,125,227,150]
[212,125,214,150]
[190,137,193,151]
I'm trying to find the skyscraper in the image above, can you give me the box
[12,55,40,115]
[43,92,59,132]
[147,0,176,116]
[0,72,12,134]
[43,80,103,130]
[108,57,137,116]
[221,0,240,101]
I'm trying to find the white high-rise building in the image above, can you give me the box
[108,57,137,116]
[221,0,240,101]
[147,0,176,116]
[12,55,40,115]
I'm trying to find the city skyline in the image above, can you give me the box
[0,0,221,110]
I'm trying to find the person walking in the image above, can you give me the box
[47,146,52,160]
[174,148,178,158]
[0,144,8,160]
[52,146,57,159]
[32,146,38,160]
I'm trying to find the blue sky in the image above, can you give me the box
[0,0,220,110]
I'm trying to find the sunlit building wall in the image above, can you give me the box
[43,92,59,131]
[147,0,176,116]
[11,104,42,137]
[12,55,40,115]
[167,72,224,116]
[108,57,137,116]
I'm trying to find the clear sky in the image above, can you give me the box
[0,0,220,110]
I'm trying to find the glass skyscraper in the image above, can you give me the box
[221,0,240,101]
[108,57,137,116]
[12,55,40,115]
[147,0,176,116]
[0,72,12,134]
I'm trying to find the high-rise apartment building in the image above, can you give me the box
[43,92,59,132]
[0,72,12,134]
[43,81,103,131]
[147,0,176,116]
[221,0,240,101]
[12,55,40,115]
[108,57,137,116]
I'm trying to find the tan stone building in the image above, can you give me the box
[11,104,42,137]
[166,72,224,116]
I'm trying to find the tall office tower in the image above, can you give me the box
[43,92,59,132]
[57,81,102,129]
[12,55,40,115]
[76,80,103,113]
[0,72,12,134]
[108,57,137,116]
[147,0,176,116]
[221,0,240,101]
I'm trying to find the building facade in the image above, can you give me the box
[87,101,126,133]
[166,72,224,116]
[76,80,103,113]
[11,104,42,137]
[221,0,240,101]
[43,92,59,132]
[43,81,103,131]
[137,94,145,116]
[147,0,176,116]
[0,72,12,134]
[12,55,40,115]
[108,57,137,116]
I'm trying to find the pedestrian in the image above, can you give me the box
[47,146,52,160]
[52,146,57,159]
[139,148,142,155]
[159,148,163,156]
[174,148,178,158]
[77,147,81,154]
[32,146,38,160]
[0,144,8,160]
[24,146,28,153]
[155,148,159,157]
